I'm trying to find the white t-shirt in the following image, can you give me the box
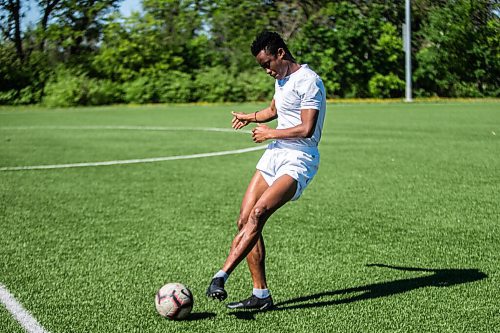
[273,64,326,148]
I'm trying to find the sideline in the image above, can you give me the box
[0,283,50,333]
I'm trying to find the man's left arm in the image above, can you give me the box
[251,108,319,143]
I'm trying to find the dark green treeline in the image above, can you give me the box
[0,0,498,106]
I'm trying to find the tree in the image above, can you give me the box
[415,0,500,96]
[292,1,406,98]
[43,0,121,63]
[94,0,212,81]
[2,0,500,105]
[38,0,62,51]
[0,0,24,60]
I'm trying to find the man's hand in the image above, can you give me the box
[252,124,272,143]
[231,112,252,130]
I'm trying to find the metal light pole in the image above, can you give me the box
[404,0,413,102]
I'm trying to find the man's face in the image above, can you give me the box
[255,48,287,80]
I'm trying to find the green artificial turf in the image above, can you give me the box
[0,101,499,332]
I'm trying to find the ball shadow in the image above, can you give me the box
[184,312,217,321]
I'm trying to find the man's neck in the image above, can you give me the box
[285,61,302,77]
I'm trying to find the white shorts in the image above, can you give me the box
[256,141,320,201]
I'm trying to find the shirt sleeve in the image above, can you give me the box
[297,76,324,110]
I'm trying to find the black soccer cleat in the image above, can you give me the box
[206,277,227,301]
[226,295,274,310]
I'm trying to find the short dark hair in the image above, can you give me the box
[250,31,293,58]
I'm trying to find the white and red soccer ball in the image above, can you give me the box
[155,283,193,320]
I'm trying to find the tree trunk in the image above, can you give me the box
[11,0,23,60]
[39,0,61,51]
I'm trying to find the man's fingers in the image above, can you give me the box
[232,119,248,130]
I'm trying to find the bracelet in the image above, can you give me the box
[254,112,258,122]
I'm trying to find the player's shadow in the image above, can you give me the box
[229,264,487,320]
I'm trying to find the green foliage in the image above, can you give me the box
[94,12,186,82]
[0,44,33,104]
[44,0,122,64]
[194,66,240,102]
[0,90,17,105]
[86,79,124,105]
[368,73,405,98]
[93,14,151,82]
[292,2,405,98]
[123,76,155,104]
[373,22,404,71]
[1,0,499,105]
[123,69,193,104]
[414,0,499,97]
[43,67,123,107]
[0,51,47,104]
[0,44,24,92]
[290,23,341,98]
[155,71,193,103]
[192,66,273,102]
[209,0,278,72]
[236,70,275,102]
[43,68,88,107]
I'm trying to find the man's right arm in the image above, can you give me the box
[231,99,277,130]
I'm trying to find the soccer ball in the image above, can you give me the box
[155,283,194,320]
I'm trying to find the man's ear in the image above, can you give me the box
[277,48,286,59]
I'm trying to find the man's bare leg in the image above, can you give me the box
[247,235,267,289]
[222,174,296,274]
[236,172,271,289]
[206,171,269,300]
[207,174,297,301]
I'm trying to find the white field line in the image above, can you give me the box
[0,125,252,134]
[0,126,263,171]
[0,145,266,171]
[0,283,50,333]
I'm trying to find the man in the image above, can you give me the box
[206,31,326,310]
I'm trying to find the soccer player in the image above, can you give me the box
[206,31,326,310]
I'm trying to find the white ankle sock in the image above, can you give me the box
[252,288,270,299]
[213,270,229,282]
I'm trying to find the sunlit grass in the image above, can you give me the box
[0,101,499,332]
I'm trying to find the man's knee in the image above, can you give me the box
[251,205,268,224]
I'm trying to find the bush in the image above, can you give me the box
[0,87,44,105]
[43,68,87,107]
[16,86,43,105]
[156,71,193,103]
[123,76,154,104]
[123,70,193,104]
[368,73,405,98]
[122,68,275,104]
[0,90,17,105]
[194,66,242,102]
[87,80,124,105]
[44,67,123,107]
[451,82,484,98]
[0,46,47,105]
[236,70,274,102]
